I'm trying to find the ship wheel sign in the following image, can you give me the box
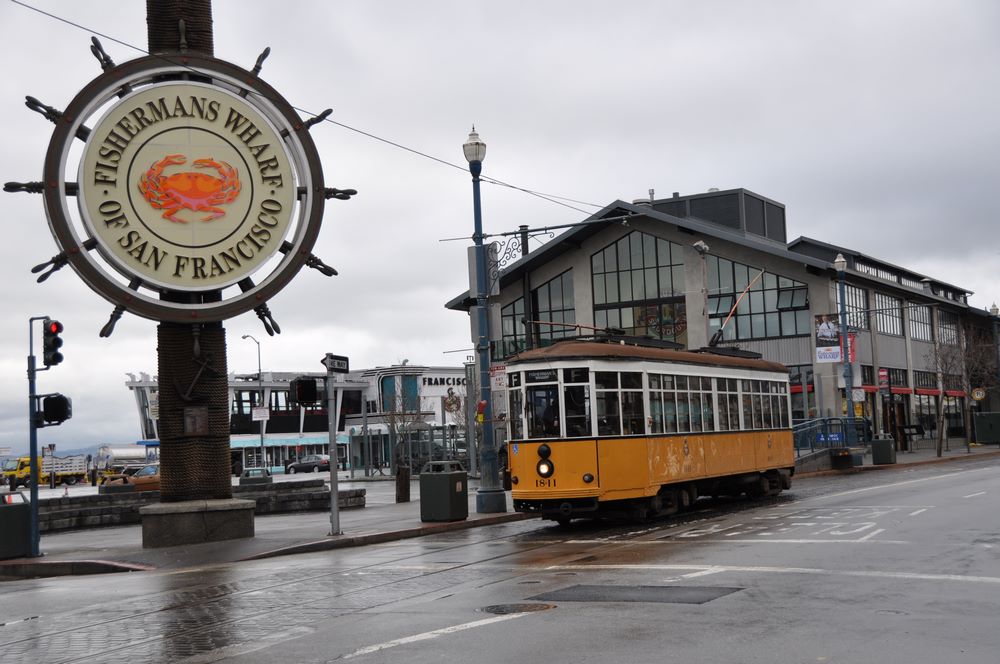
[11,45,351,333]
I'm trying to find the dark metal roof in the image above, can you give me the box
[446,197,832,312]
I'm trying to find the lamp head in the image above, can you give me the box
[463,126,486,163]
[832,253,847,273]
[991,303,999,316]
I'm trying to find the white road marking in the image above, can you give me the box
[909,508,928,516]
[857,528,885,542]
[545,563,1000,586]
[963,491,986,498]
[805,467,992,501]
[340,613,528,660]
[567,538,908,545]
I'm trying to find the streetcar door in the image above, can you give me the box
[527,385,560,438]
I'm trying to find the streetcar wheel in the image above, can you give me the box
[64,476,77,486]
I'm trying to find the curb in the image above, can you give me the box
[0,559,154,579]
[0,512,536,579]
[240,512,535,561]
[796,448,1000,478]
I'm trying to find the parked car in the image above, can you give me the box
[105,463,160,492]
[286,454,330,474]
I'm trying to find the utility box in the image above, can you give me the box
[872,435,897,465]
[0,500,31,559]
[419,461,468,522]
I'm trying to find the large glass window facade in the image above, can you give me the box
[591,232,686,344]
[533,270,575,347]
[873,292,904,336]
[500,297,526,358]
[909,305,933,342]
[938,311,959,346]
[837,284,869,330]
[706,256,810,341]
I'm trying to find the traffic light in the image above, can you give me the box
[42,318,64,367]
[289,376,319,405]
[41,394,72,425]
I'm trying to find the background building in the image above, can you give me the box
[126,362,470,475]
[448,187,999,449]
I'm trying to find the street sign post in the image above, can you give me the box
[323,353,349,535]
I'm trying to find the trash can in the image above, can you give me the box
[419,461,468,522]
[871,435,897,465]
[0,500,31,559]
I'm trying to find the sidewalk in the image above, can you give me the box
[0,478,531,579]
[796,439,1000,476]
[4,444,999,579]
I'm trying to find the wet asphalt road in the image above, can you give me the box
[3,458,999,663]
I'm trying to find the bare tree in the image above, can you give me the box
[923,315,997,456]
[381,392,430,473]
[924,339,962,457]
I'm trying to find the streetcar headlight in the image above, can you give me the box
[511,475,518,485]
[583,473,594,484]
[537,444,551,459]
[536,459,554,478]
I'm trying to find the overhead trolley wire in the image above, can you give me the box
[11,0,603,217]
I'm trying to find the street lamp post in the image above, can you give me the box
[991,303,1000,409]
[463,127,506,513]
[241,334,266,470]
[833,254,856,444]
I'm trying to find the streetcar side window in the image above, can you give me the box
[564,385,592,437]
[776,382,789,428]
[650,390,664,433]
[621,372,644,434]
[595,371,621,436]
[718,378,736,431]
[677,390,691,432]
[702,379,716,432]
[509,389,524,440]
[664,389,678,433]
[741,380,754,429]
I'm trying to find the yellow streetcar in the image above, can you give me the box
[505,337,795,524]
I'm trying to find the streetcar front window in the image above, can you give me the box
[527,386,560,438]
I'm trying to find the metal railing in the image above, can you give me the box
[792,417,872,457]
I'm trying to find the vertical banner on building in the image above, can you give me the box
[815,314,842,363]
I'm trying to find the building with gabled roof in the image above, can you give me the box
[447,187,998,447]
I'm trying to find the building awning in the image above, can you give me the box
[915,388,941,396]
[945,390,966,397]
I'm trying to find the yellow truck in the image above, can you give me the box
[2,454,88,489]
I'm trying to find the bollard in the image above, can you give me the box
[395,465,410,503]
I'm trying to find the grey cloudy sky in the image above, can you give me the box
[2,1,998,453]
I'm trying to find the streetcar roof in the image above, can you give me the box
[506,340,788,374]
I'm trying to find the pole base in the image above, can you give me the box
[475,488,507,514]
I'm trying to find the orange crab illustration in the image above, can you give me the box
[137,154,241,223]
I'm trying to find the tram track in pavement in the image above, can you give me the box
[8,462,986,663]
[0,522,556,664]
